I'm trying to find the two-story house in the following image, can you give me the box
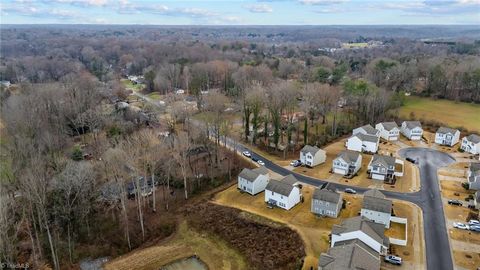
[400,121,423,141]
[461,134,480,155]
[346,133,379,153]
[318,239,381,270]
[265,175,302,210]
[375,122,400,141]
[332,150,362,176]
[468,163,480,191]
[311,188,343,218]
[361,189,392,228]
[367,154,398,181]
[435,127,460,146]
[353,124,380,137]
[300,145,326,167]
[237,167,269,195]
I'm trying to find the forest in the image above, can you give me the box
[0,25,479,269]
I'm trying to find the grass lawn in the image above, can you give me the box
[146,92,162,100]
[104,221,248,270]
[399,96,480,133]
[121,79,145,92]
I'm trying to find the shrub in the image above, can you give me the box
[71,145,83,161]
[461,182,470,190]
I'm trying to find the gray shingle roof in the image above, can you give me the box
[471,163,480,173]
[437,126,459,135]
[313,188,342,204]
[403,121,422,130]
[363,190,392,214]
[265,174,298,196]
[332,216,387,246]
[337,150,361,164]
[378,122,398,131]
[371,154,396,168]
[318,239,380,270]
[301,145,321,155]
[238,167,268,182]
[355,133,379,143]
[358,124,378,136]
[252,166,269,175]
[465,134,480,144]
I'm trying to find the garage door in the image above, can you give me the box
[411,135,421,140]
[334,168,347,175]
[389,136,399,141]
[372,173,385,180]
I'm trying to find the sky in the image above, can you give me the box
[0,0,479,25]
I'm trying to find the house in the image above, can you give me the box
[318,239,380,270]
[237,167,269,195]
[331,216,389,255]
[300,145,326,167]
[311,188,343,218]
[265,175,302,210]
[461,134,480,155]
[361,189,392,228]
[0,80,11,87]
[332,150,362,176]
[468,163,480,191]
[475,191,480,210]
[435,127,460,146]
[346,133,379,153]
[401,121,423,141]
[353,124,379,137]
[375,122,400,141]
[367,154,400,181]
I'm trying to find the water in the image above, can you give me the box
[160,257,208,270]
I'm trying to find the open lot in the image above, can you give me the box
[214,183,424,270]
[399,96,480,133]
[453,250,480,270]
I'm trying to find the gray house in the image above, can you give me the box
[332,150,362,177]
[318,239,381,270]
[311,188,343,218]
[368,154,397,181]
[361,189,392,228]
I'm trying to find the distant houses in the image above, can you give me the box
[401,121,423,141]
[461,134,480,154]
[332,150,362,177]
[346,133,379,153]
[353,124,379,137]
[375,122,400,141]
[237,167,270,195]
[311,187,343,218]
[300,145,326,167]
[435,127,460,146]
[367,154,403,182]
[361,189,392,228]
[265,174,302,210]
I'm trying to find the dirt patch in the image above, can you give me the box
[453,250,480,270]
[186,202,305,270]
[450,229,480,246]
[386,222,406,240]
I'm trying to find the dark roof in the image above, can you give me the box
[437,126,459,135]
[363,190,392,214]
[238,168,261,182]
[318,239,380,270]
[403,121,422,129]
[337,150,361,164]
[301,145,321,155]
[357,124,378,136]
[252,166,269,175]
[465,134,480,144]
[371,154,396,168]
[265,174,298,196]
[378,122,398,131]
[313,188,342,204]
[354,133,379,143]
[332,217,387,246]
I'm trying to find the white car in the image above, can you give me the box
[384,255,402,265]
[257,160,265,166]
[468,220,480,226]
[453,222,469,230]
[242,151,251,158]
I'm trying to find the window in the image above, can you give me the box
[272,191,274,195]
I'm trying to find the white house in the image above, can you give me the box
[300,145,326,167]
[332,150,362,176]
[367,154,402,182]
[435,127,460,146]
[331,216,389,255]
[353,124,379,137]
[265,175,302,210]
[401,121,423,141]
[468,163,480,191]
[361,189,392,228]
[461,134,480,154]
[375,122,400,141]
[346,133,379,153]
[237,167,269,195]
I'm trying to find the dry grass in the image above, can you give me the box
[104,221,248,270]
[453,250,480,270]
[449,229,480,246]
[399,96,480,133]
[385,222,406,240]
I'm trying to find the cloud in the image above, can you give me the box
[298,0,348,5]
[47,0,108,7]
[375,0,480,16]
[244,3,273,13]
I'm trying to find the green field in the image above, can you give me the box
[399,96,480,133]
[121,79,145,91]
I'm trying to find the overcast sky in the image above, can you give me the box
[1,0,479,25]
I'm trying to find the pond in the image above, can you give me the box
[160,256,208,270]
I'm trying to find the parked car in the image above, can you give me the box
[344,188,357,194]
[453,222,469,230]
[242,151,251,158]
[469,226,480,232]
[290,160,302,167]
[257,160,265,166]
[406,157,416,164]
[468,220,480,226]
[251,156,259,162]
[384,255,402,265]
[448,199,463,206]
